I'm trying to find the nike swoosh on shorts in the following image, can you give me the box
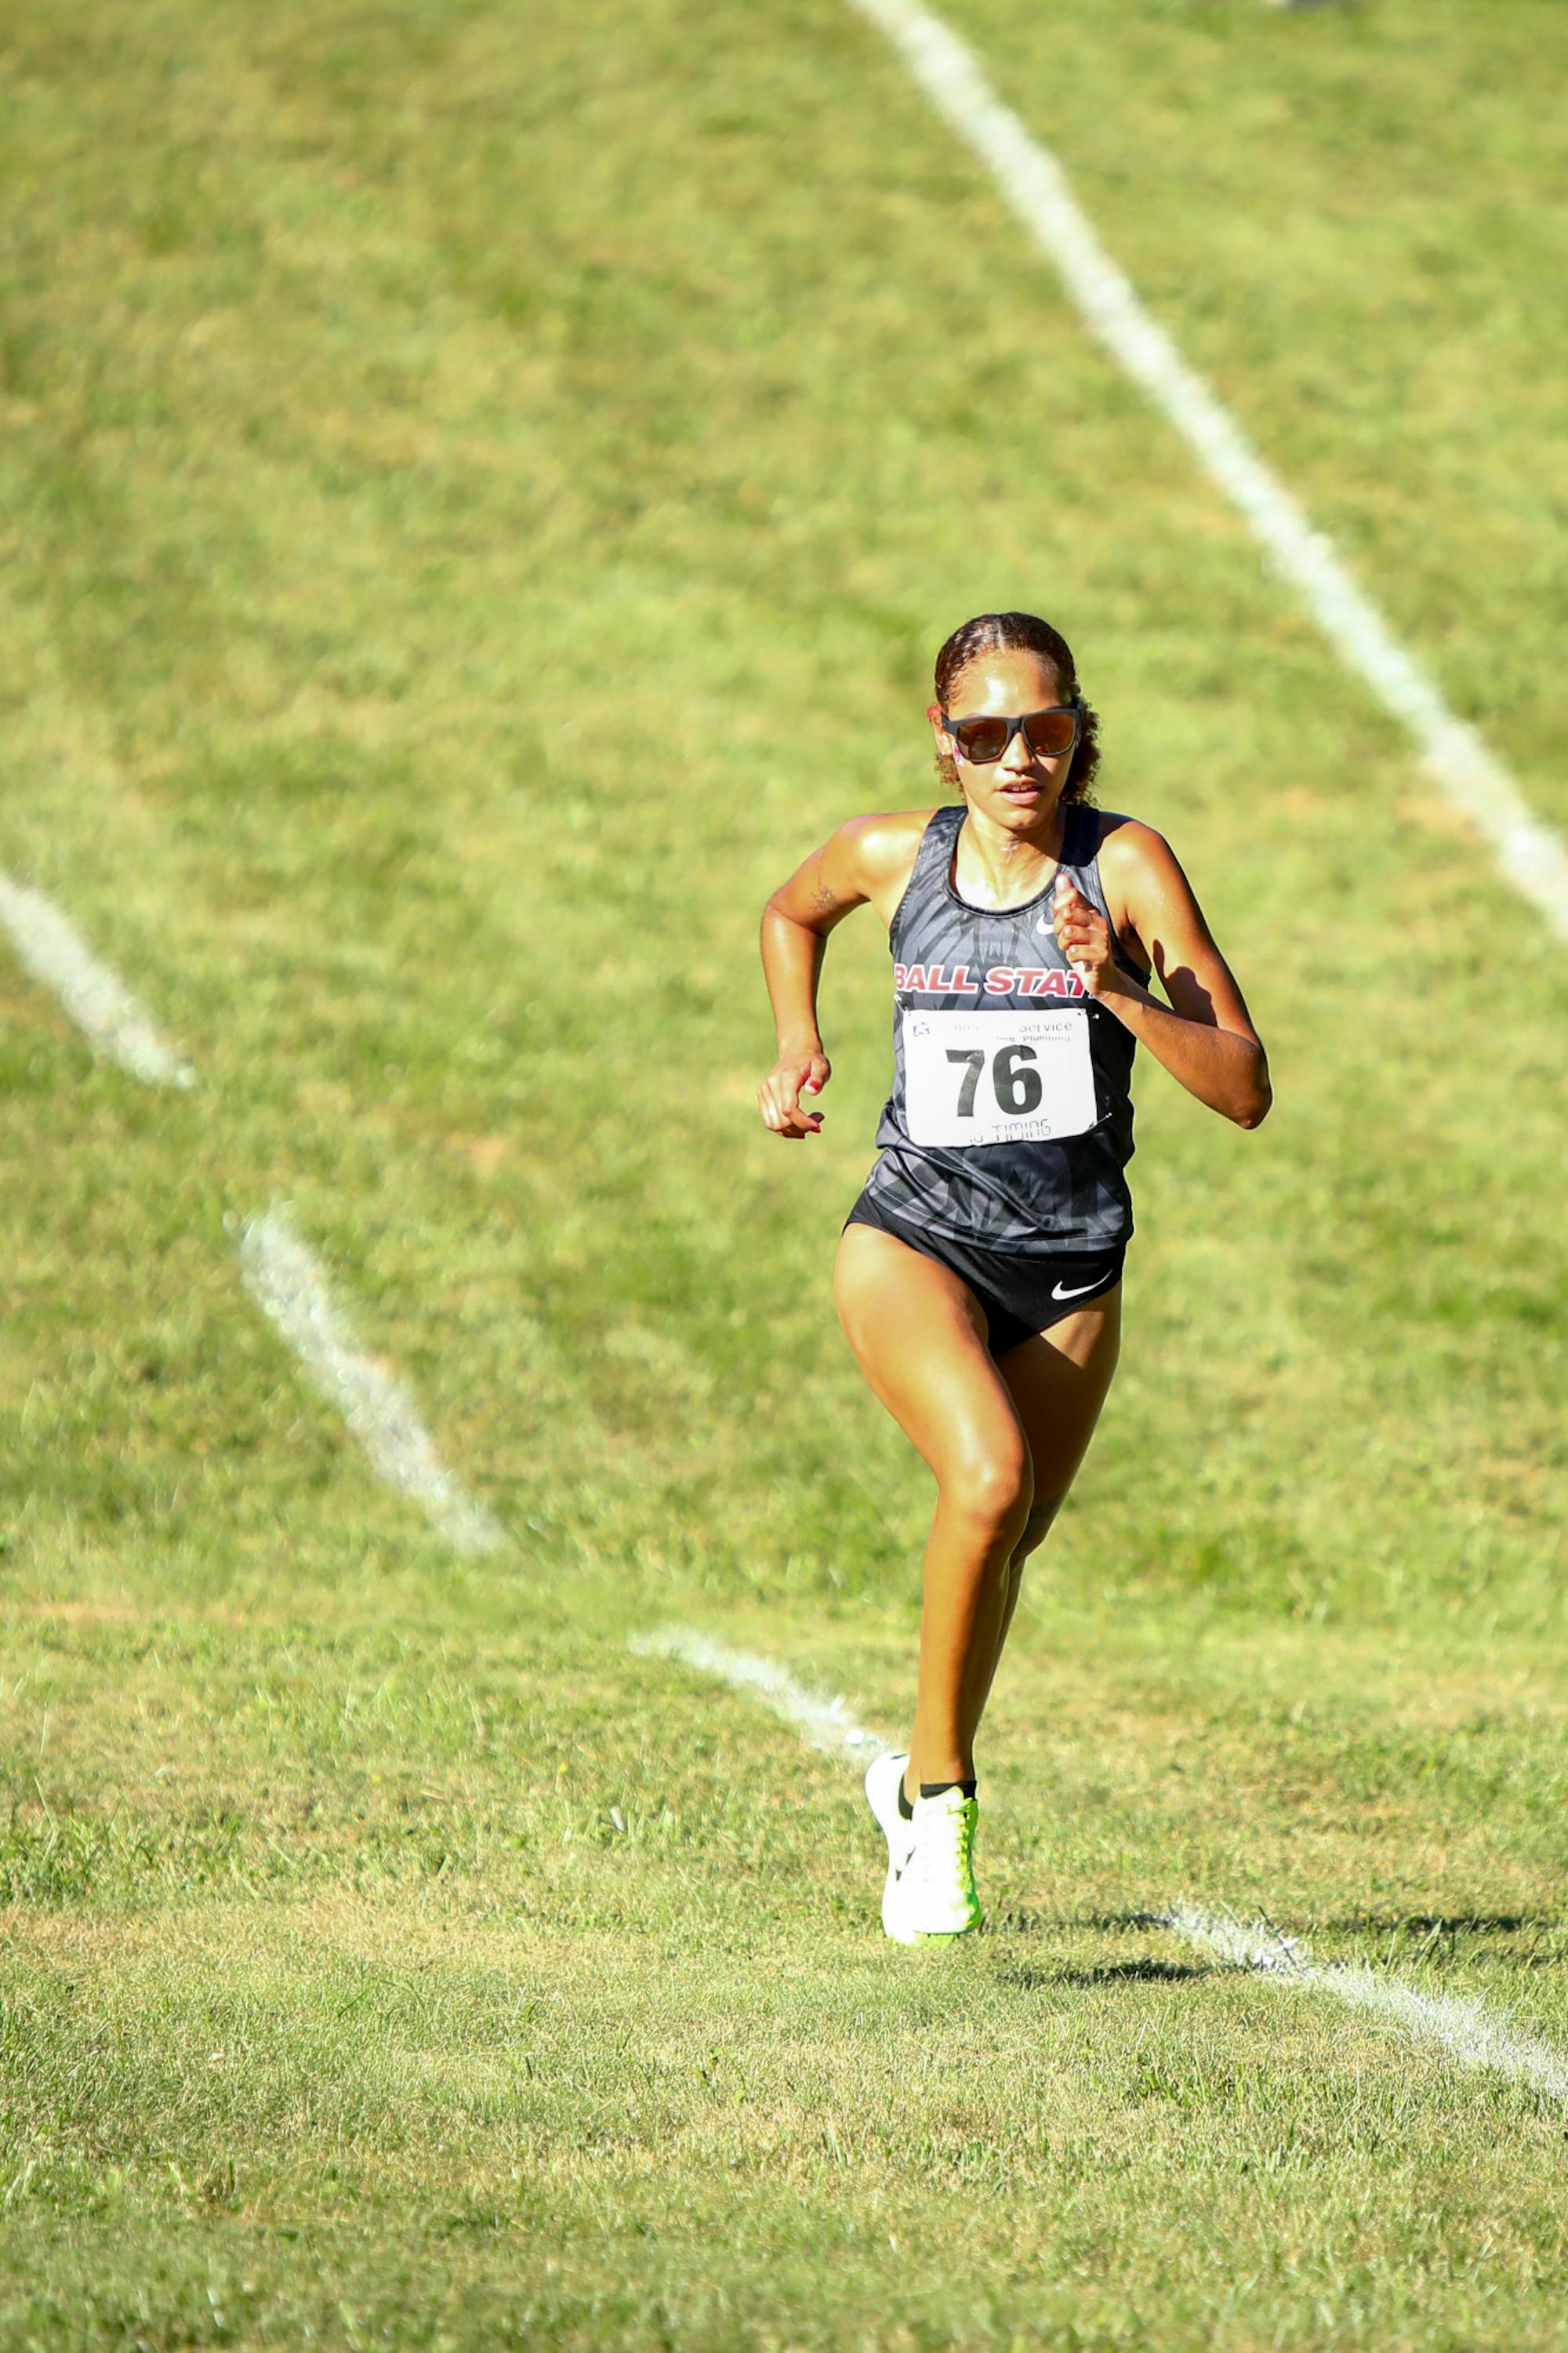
[1051,1276,1105,1301]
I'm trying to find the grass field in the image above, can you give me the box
[2,0,1567,2344]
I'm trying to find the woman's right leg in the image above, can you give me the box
[833,1222,1034,1797]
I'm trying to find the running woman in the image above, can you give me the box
[757,612,1270,1943]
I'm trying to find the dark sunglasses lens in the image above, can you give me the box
[951,717,1010,762]
[1023,709,1078,757]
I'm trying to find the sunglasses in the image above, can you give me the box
[941,703,1080,764]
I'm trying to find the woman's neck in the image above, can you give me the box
[954,798,1068,905]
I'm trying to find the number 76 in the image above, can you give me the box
[946,1044,1044,1117]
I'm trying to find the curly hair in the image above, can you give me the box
[931,611,1101,805]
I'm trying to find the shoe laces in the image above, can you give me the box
[910,1792,975,1894]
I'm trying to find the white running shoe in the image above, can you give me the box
[880,1784,983,1944]
[865,1748,917,1924]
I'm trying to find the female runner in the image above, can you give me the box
[757,611,1270,1944]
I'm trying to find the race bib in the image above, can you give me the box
[902,1008,1097,1147]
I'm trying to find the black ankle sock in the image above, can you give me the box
[920,1779,978,1802]
[896,1778,915,1821]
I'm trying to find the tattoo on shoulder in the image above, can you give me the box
[809,881,837,914]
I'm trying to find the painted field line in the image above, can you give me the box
[0,872,195,1087]
[645,1625,1568,2099]
[0,873,502,1552]
[1168,1905,1568,2102]
[630,1626,889,1758]
[238,1204,506,1555]
[844,0,1568,940]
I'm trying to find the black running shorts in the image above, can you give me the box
[843,1189,1124,1356]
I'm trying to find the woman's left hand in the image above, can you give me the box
[1051,874,1122,999]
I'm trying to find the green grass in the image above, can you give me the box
[2,0,1567,2342]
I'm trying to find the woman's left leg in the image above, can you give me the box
[964,1287,1122,1738]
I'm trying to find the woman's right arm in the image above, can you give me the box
[756,813,927,1142]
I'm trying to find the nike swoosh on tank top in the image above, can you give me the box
[857,800,1139,1255]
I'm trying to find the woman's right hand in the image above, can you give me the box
[757,1048,831,1139]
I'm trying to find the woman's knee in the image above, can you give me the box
[939,1447,1034,1543]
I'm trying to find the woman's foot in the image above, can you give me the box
[880,1784,983,1944]
[864,1749,917,1920]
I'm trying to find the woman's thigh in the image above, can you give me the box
[993,1286,1122,1509]
[833,1223,1029,1498]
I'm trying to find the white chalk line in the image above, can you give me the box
[0,871,195,1088]
[844,0,1568,941]
[0,872,502,1552]
[644,1624,1568,2103]
[630,1625,890,1758]
[1167,1905,1568,2103]
[238,1204,506,1555]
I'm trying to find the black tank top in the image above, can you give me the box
[858,801,1142,1254]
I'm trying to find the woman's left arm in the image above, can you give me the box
[1053,821,1272,1129]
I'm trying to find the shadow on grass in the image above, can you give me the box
[1328,1913,1568,1972]
[993,1911,1567,1977]
[1325,1913,1555,1936]
[1076,1908,1563,1946]
[992,1910,1173,1937]
[1000,1958,1214,1990]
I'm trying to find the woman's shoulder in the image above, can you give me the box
[1088,812,1189,973]
[1087,810,1175,881]
[843,804,945,847]
[839,805,945,881]
[833,806,946,924]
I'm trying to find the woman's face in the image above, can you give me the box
[927,650,1073,833]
